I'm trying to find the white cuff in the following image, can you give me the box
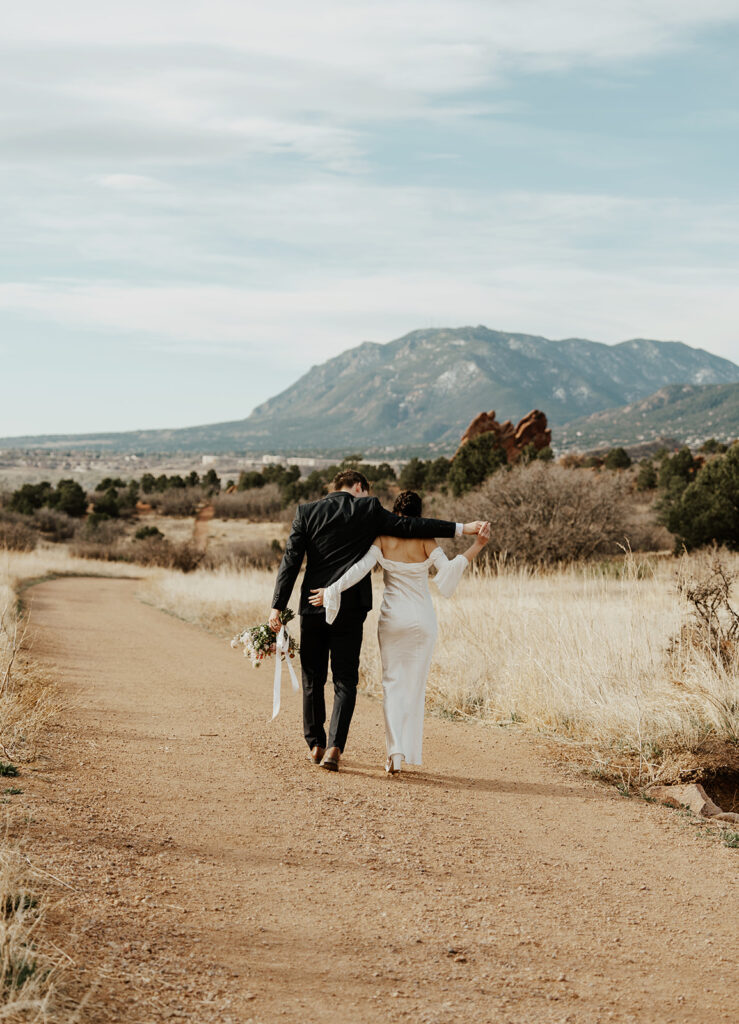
[324,583,341,625]
[455,522,463,537]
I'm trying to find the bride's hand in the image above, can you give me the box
[477,522,491,546]
[308,588,326,607]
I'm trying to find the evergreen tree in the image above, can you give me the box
[664,444,739,550]
[447,434,507,496]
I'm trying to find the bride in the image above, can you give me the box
[308,490,490,775]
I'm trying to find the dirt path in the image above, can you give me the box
[192,503,215,550]
[19,577,738,1023]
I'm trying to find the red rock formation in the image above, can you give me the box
[457,409,551,462]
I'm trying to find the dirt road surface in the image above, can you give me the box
[18,577,738,1023]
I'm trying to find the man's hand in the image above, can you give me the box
[308,588,326,608]
[462,520,489,535]
[268,608,283,633]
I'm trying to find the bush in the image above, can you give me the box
[152,487,204,517]
[134,525,164,541]
[447,434,507,496]
[0,517,37,551]
[604,447,632,470]
[201,539,284,571]
[212,484,285,520]
[32,508,76,541]
[443,461,630,563]
[663,444,739,551]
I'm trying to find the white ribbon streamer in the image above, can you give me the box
[272,626,299,720]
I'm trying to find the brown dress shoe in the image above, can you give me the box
[321,746,341,772]
[309,746,326,765]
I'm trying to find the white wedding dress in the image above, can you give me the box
[323,545,468,766]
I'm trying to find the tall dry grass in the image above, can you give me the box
[142,549,739,780]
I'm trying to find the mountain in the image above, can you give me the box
[2,326,738,454]
[558,382,739,451]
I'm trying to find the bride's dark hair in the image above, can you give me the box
[392,490,422,517]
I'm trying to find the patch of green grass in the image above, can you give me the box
[0,763,19,778]
[721,830,739,848]
[3,788,22,796]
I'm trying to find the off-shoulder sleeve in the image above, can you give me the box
[429,546,468,598]
[324,545,381,624]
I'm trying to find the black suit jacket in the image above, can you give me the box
[272,491,457,617]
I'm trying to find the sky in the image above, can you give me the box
[2,0,739,436]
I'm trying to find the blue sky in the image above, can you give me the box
[2,1,739,435]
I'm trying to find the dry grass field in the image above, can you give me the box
[142,546,739,789]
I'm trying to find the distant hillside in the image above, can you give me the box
[558,383,739,451]
[2,326,738,454]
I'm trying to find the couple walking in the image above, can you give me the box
[269,470,489,774]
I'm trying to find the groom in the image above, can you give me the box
[269,469,486,772]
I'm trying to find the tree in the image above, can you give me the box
[700,438,728,455]
[635,460,658,491]
[447,434,507,496]
[658,446,698,492]
[399,458,427,491]
[9,482,53,515]
[93,487,120,518]
[663,443,739,550]
[425,457,451,488]
[53,479,87,517]
[202,468,221,493]
[604,447,632,470]
[140,473,156,494]
[238,471,266,490]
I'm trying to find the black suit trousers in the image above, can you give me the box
[300,609,367,752]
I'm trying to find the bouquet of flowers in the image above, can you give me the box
[231,608,298,668]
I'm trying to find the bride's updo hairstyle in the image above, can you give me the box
[392,490,422,517]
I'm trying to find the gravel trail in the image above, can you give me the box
[21,577,738,1023]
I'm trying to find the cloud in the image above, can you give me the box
[93,173,165,191]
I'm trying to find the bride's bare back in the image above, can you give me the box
[376,534,437,564]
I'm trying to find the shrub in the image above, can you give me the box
[134,525,164,541]
[153,487,203,517]
[32,508,75,541]
[201,539,284,571]
[447,433,507,496]
[604,447,632,470]
[669,554,738,670]
[212,484,284,520]
[0,518,37,552]
[445,461,629,563]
